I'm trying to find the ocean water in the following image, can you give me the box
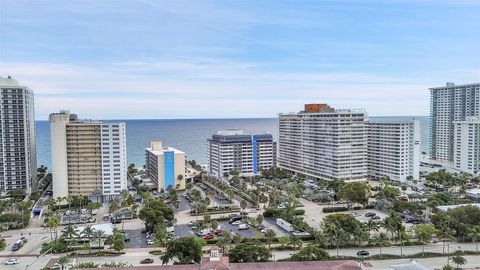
[35,116,430,168]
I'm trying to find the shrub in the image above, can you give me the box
[294,209,305,215]
[263,208,280,217]
[322,206,348,213]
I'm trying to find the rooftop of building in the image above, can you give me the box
[278,104,366,116]
[72,259,361,270]
[429,81,480,89]
[146,141,185,155]
[0,76,20,86]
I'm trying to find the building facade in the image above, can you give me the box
[0,76,36,193]
[50,111,127,198]
[454,116,480,175]
[145,141,186,192]
[430,82,480,166]
[278,105,368,182]
[367,120,420,181]
[207,130,276,178]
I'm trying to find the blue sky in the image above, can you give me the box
[1,0,479,120]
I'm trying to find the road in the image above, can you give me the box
[271,241,478,260]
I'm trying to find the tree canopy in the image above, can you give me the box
[138,198,174,232]
[337,182,370,208]
[290,244,330,261]
[161,236,206,264]
[228,242,271,263]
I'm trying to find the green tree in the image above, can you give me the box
[371,232,390,258]
[442,265,454,270]
[109,200,120,213]
[228,242,271,263]
[290,244,330,261]
[138,198,174,231]
[452,253,467,269]
[216,231,232,254]
[240,200,248,211]
[337,182,370,208]
[383,211,405,256]
[45,215,60,242]
[153,224,173,248]
[55,256,72,270]
[467,225,480,252]
[62,224,79,250]
[92,229,106,251]
[110,231,125,254]
[82,225,94,254]
[414,224,437,256]
[265,229,276,248]
[161,236,206,264]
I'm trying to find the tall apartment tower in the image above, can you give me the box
[207,130,276,179]
[430,82,480,166]
[278,105,368,182]
[50,111,127,198]
[454,116,480,175]
[145,141,186,192]
[0,76,36,193]
[366,120,420,181]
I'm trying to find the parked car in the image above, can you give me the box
[229,216,242,224]
[357,250,370,256]
[364,212,376,217]
[292,231,311,237]
[188,220,197,226]
[20,237,27,243]
[231,221,242,226]
[214,229,225,235]
[4,259,18,265]
[238,224,249,230]
[140,258,154,264]
[371,215,381,220]
[203,234,215,240]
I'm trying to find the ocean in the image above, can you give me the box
[35,116,430,168]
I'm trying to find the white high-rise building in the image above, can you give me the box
[454,116,480,175]
[50,111,127,198]
[366,120,420,181]
[0,76,36,193]
[278,104,368,182]
[145,141,186,192]
[430,82,480,166]
[207,130,276,179]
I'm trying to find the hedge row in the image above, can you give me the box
[323,204,375,213]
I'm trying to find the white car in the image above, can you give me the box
[238,224,249,230]
[4,259,18,265]
[147,239,154,245]
[231,221,242,226]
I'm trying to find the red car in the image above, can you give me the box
[214,229,225,235]
[140,258,154,264]
[203,234,215,240]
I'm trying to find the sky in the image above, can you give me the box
[0,0,479,120]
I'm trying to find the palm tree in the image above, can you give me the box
[265,229,276,248]
[437,222,455,254]
[364,219,380,235]
[55,256,72,270]
[109,200,120,214]
[66,196,74,213]
[452,253,467,269]
[62,224,78,250]
[216,231,232,254]
[467,225,480,252]
[45,215,61,242]
[92,229,106,251]
[82,225,94,254]
[371,232,390,258]
[383,211,404,256]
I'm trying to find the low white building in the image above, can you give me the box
[367,119,421,182]
[454,116,480,175]
[145,141,186,192]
